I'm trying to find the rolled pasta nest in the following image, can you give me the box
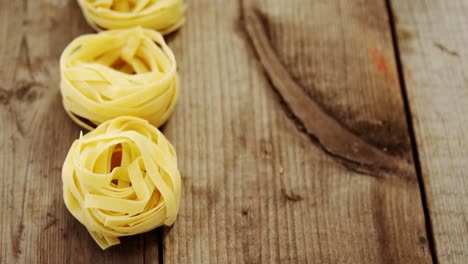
[62,116,181,249]
[60,27,179,130]
[78,0,186,34]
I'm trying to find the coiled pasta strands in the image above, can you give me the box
[78,0,186,34]
[62,116,181,249]
[60,27,179,130]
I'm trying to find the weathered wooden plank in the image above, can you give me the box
[392,0,468,262]
[0,0,152,263]
[163,0,432,262]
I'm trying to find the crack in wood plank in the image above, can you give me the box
[18,36,34,81]
[433,42,460,58]
[0,87,12,105]
[43,213,58,231]
[240,7,415,180]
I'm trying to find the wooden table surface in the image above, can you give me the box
[1,0,467,263]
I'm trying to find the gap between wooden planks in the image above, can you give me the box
[392,0,468,262]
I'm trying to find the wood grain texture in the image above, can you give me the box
[0,0,154,263]
[0,0,445,263]
[162,0,432,262]
[392,0,468,262]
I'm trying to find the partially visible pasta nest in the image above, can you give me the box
[60,27,178,130]
[78,0,186,34]
[62,116,181,249]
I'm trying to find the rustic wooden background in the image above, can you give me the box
[1,0,467,263]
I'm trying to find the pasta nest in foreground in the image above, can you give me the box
[78,0,186,34]
[60,27,178,130]
[62,116,181,249]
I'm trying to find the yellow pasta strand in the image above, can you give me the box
[62,116,181,249]
[60,27,179,130]
[77,0,186,34]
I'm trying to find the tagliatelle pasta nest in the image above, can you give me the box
[60,27,178,130]
[62,116,181,249]
[78,0,186,34]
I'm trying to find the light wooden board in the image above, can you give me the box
[163,0,431,262]
[0,0,152,263]
[392,0,468,262]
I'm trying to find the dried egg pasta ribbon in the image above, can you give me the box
[62,116,181,249]
[60,27,178,130]
[77,0,186,34]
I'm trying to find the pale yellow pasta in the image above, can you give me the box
[78,0,186,34]
[62,116,181,249]
[60,27,178,130]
